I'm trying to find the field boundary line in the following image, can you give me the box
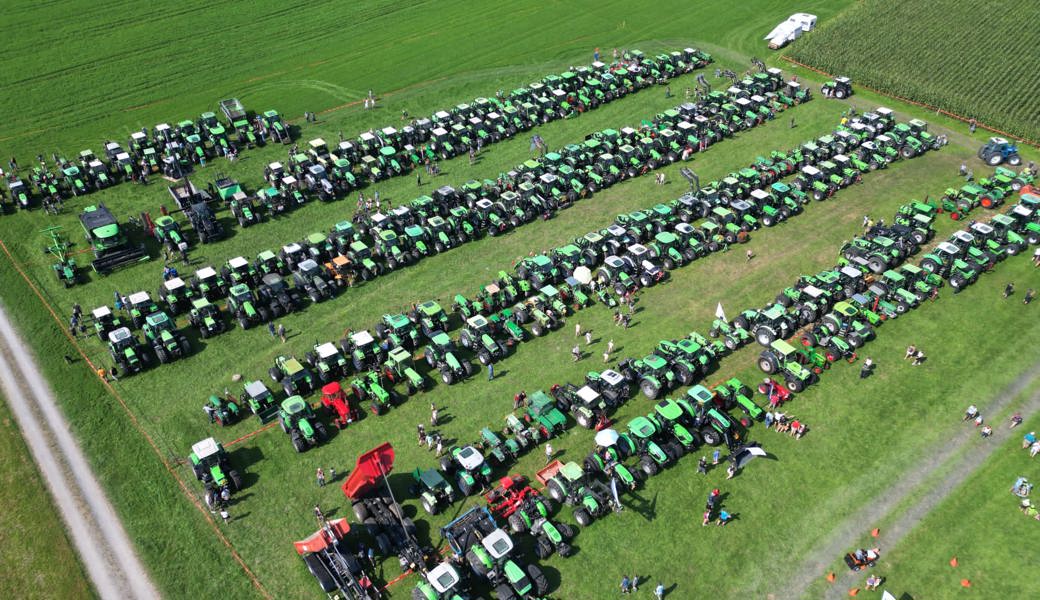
[0,239,273,600]
[780,56,1039,148]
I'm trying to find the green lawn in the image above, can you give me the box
[0,395,93,600]
[0,2,1038,599]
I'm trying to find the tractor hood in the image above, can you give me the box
[341,442,395,500]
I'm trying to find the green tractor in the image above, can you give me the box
[410,300,452,337]
[413,562,472,600]
[152,215,186,252]
[424,331,474,384]
[375,312,421,350]
[305,342,349,383]
[204,393,241,427]
[538,460,624,527]
[440,446,493,496]
[239,380,278,422]
[189,437,244,508]
[381,347,426,394]
[551,383,609,429]
[187,298,226,338]
[443,509,549,600]
[757,339,817,392]
[342,329,386,373]
[821,76,853,99]
[654,337,717,385]
[917,241,980,290]
[278,395,328,452]
[411,467,457,515]
[79,204,148,274]
[142,311,191,364]
[618,354,676,400]
[158,276,195,315]
[40,226,78,288]
[458,315,510,365]
[226,283,269,329]
[269,355,316,397]
[712,378,764,420]
[623,415,683,476]
[107,327,147,375]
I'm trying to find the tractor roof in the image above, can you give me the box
[191,437,221,460]
[419,300,443,315]
[308,138,327,149]
[644,354,668,369]
[655,399,683,420]
[315,342,339,359]
[228,256,248,270]
[244,380,270,398]
[351,330,375,346]
[163,277,186,291]
[627,416,656,438]
[306,232,327,245]
[431,331,452,346]
[108,327,133,344]
[576,385,601,404]
[935,241,961,254]
[686,384,713,404]
[762,304,787,319]
[480,528,514,560]
[92,305,112,319]
[731,199,753,212]
[281,395,307,414]
[192,298,212,309]
[195,266,217,280]
[840,265,863,279]
[770,339,797,355]
[455,445,485,470]
[426,563,461,594]
[654,231,677,244]
[145,311,170,327]
[802,285,825,298]
[297,258,319,272]
[801,165,821,176]
[540,285,559,297]
[750,188,770,200]
[950,230,974,244]
[386,313,410,328]
[229,283,250,297]
[466,315,489,329]
[128,291,152,305]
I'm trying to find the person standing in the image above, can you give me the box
[607,339,615,354]
[630,575,638,592]
[278,323,287,343]
[603,349,611,363]
[316,467,326,487]
[1004,282,1015,298]
[969,117,977,134]
[697,456,708,474]
[487,363,494,381]
[620,576,631,594]
[860,357,874,379]
[267,321,277,338]
[593,47,600,62]
[712,448,721,466]
[585,330,593,346]
[544,442,553,465]
[575,322,582,337]
[572,345,582,361]
[655,582,666,599]
[1025,289,1036,305]
[430,403,439,426]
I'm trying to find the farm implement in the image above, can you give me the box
[79,204,149,274]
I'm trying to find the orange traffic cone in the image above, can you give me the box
[870,528,880,538]
[826,573,836,583]
[950,557,959,568]
[848,588,860,596]
[961,579,972,588]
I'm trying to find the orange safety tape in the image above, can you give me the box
[0,239,273,599]
[224,421,279,448]
[780,56,1040,149]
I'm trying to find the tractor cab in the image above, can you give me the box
[821,76,853,99]
[107,327,145,374]
[241,380,277,422]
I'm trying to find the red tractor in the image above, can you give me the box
[484,474,575,558]
[484,475,539,519]
[321,382,360,428]
[757,377,791,409]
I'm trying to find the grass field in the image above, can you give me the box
[0,394,94,600]
[1,2,1039,599]
[789,0,1040,140]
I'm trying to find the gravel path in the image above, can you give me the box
[781,361,1040,599]
[0,303,160,600]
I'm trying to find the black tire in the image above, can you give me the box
[573,507,592,527]
[640,456,659,477]
[547,480,565,503]
[640,379,660,400]
[758,355,777,374]
[787,377,806,393]
[509,513,526,534]
[228,469,243,491]
[535,536,553,559]
[494,584,518,600]
[527,563,549,595]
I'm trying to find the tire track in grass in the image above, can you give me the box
[0,304,159,600]
[782,358,1040,599]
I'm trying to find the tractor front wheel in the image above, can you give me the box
[573,507,592,527]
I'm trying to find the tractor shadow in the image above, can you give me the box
[625,490,658,522]
[540,565,563,594]
[232,445,265,487]
[181,327,210,355]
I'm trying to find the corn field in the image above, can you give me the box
[789,0,1040,141]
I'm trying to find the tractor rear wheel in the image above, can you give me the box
[375,533,392,556]
[457,477,474,497]
[787,377,806,393]
[758,355,778,374]
[755,327,776,347]
[421,496,437,515]
[528,564,549,596]
[477,350,491,365]
[156,347,169,364]
[530,322,545,337]
[1008,154,1022,166]
[534,535,553,559]
[867,257,886,274]
[640,456,659,477]
[985,153,1002,166]
[494,584,518,600]
[701,428,722,446]
[291,432,308,453]
[509,513,526,534]
[573,507,592,527]
[640,379,661,400]
[440,368,454,385]
[547,480,565,503]
[463,361,475,376]
[229,469,243,492]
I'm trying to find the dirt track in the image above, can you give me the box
[0,303,160,600]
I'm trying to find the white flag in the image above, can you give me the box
[881,592,897,600]
[715,302,727,321]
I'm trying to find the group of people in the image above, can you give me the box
[702,487,733,526]
[904,345,927,366]
[1023,430,1040,458]
[764,411,807,438]
[416,422,445,456]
